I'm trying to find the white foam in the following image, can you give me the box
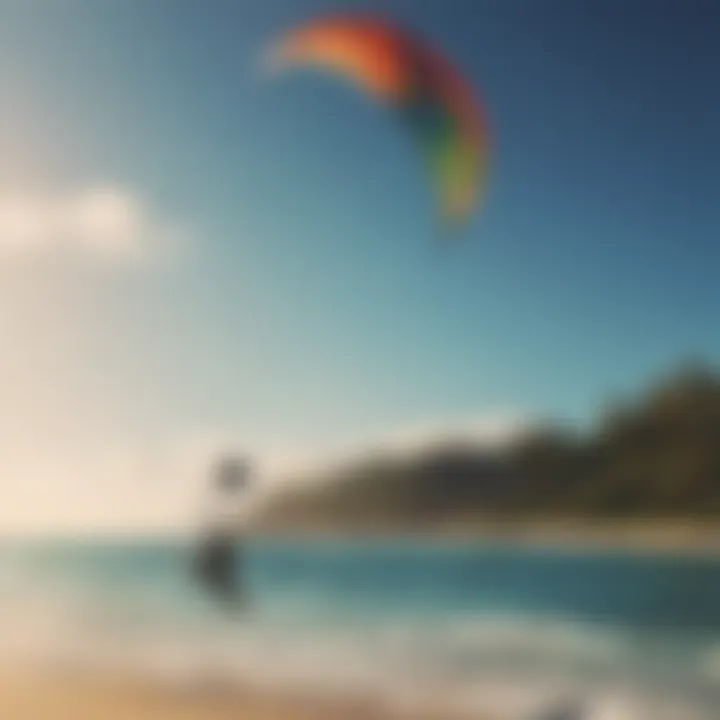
[1,571,716,720]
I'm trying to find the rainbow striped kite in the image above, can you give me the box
[267,14,491,230]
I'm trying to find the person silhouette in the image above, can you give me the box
[192,456,253,609]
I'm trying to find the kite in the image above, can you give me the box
[266,14,491,229]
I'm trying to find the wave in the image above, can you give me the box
[1,543,718,719]
[0,596,715,718]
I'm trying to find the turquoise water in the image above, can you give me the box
[2,538,719,718]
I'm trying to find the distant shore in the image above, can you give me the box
[254,517,720,553]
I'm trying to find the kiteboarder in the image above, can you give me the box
[192,456,253,610]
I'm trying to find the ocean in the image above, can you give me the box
[1,537,719,719]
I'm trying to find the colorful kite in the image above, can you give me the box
[267,14,490,229]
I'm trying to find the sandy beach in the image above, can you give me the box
[0,672,425,720]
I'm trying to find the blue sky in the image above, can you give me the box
[0,0,718,528]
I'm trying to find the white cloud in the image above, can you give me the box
[0,185,177,261]
[64,188,144,256]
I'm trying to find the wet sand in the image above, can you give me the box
[0,672,485,720]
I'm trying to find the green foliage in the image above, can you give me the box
[259,363,720,527]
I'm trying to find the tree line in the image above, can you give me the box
[258,363,720,529]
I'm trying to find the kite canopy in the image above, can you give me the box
[268,14,490,229]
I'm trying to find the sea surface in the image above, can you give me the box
[1,537,719,719]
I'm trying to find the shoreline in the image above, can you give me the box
[3,518,720,554]
[253,517,720,554]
